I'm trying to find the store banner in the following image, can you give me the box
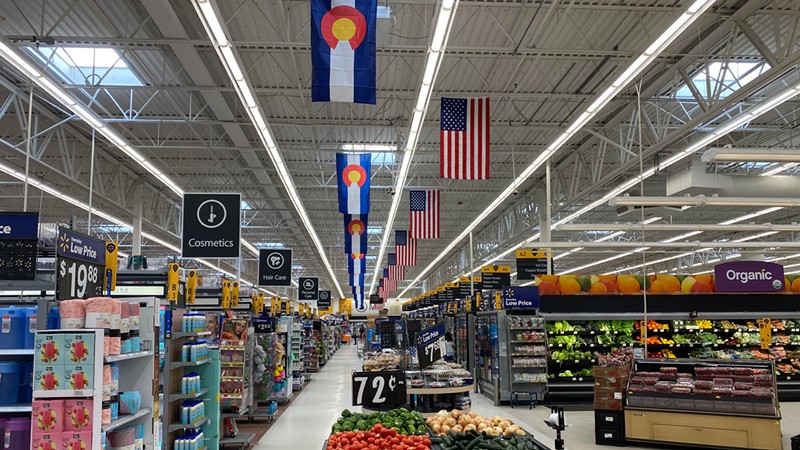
[182,193,241,258]
[56,227,106,300]
[502,286,539,309]
[348,253,367,275]
[714,261,785,292]
[481,265,511,290]
[258,249,293,286]
[350,272,365,287]
[344,214,368,256]
[515,249,549,280]
[351,371,406,406]
[317,290,332,310]
[299,277,319,300]
[415,322,446,347]
[0,211,39,280]
[336,153,371,215]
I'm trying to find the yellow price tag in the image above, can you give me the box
[231,281,240,307]
[186,270,198,305]
[104,242,119,291]
[166,263,180,302]
[221,278,231,308]
[758,318,772,350]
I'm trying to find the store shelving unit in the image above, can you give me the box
[31,329,104,450]
[162,309,221,450]
[291,323,304,391]
[250,318,278,421]
[475,310,510,404]
[506,314,547,408]
[273,315,294,402]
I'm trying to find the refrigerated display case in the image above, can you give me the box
[506,313,547,406]
[455,312,475,372]
[475,310,510,404]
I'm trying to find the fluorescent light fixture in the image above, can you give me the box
[762,162,798,176]
[377,5,392,19]
[192,0,343,298]
[429,7,452,52]
[610,195,800,208]
[702,147,800,163]
[341,144,397,152]
[719,207,783,225]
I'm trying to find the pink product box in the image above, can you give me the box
[64,399,93,431]
[31,400,64,433]
[61,431,92,450]
[31,433,59,450]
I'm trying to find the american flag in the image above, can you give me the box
[409,190,440,239]
[383,268,397,293]
[387,253,405,280]
[395,230,416,266]
[440,97,490,180]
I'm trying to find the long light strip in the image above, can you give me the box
[370,0,458,293]
[762,162,798,176]
[192,0,344,298]
[611,196,800,208]
[398,0,718,297]
[702,147,800,163]
[0,42,184,197]
[0,41,271,263]
[0,159,277,295]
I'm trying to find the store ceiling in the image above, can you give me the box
[0,0,799,297]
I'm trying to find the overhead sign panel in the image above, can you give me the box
[56,227,105,300]
[182,193,241,258]
[515,249,549,280]
[714,261,784,292]
[299,277,319,300]
[0,212,39,281]
[317,290,332,309]
[481,265,511,290]
[258,249,292,286]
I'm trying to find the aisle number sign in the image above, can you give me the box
[221,278,232,308]
[231,281,240,307]
[481,265,511,290]
[759,318,772,350]
[186,270,198,305]
[104,241,119,293]
[515,249,549,280]
[166,263,180,302]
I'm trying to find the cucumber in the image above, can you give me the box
[465,436,482,450]
[442,434,453,446]
[456,442,468,450]
[430,436,443,444]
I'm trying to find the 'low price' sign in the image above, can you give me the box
[416,322,447,369]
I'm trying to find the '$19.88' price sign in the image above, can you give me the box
[57,256,104,300]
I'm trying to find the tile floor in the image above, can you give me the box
[254,344,800,449]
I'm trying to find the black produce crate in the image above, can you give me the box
[595,426,626,447]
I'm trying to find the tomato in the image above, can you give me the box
[422,438,431,446]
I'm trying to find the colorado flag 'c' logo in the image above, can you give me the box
[311,0,377,104]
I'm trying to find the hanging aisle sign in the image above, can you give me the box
[299,277,319,300]
[714,261,784,292]
[481,265,511,290]
[181,193,241,258]
[56,228,105,300]
[258,249,292,286]
[515,249,549,280]
[317,290,332,310]
[0,212,39,280]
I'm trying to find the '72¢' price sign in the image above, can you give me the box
[57,256,104,300]
[352,370,406,406]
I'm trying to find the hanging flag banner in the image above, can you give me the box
[440,97,491,180]
[182,193,241,258]
[311,0,377,104]
[299,277,319,300]
[515,249,549,280]
[395,230,416,266]
[350,272,365,287]
[258,249,293,286]
[336,153,372,215]
[0,212,39,281]
[409,190,440,239]
[344,214,368,256]
[348,253,367,275]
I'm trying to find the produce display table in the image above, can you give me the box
[408,384,472,416]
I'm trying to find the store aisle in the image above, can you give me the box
[253,345,800,449]
[253,344,362,449]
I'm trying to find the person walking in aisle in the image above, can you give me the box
[444,332,455,362]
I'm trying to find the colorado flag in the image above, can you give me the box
[336,153,371,215]
[311,0,377,104]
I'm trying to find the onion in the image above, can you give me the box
[477,422,488,431]
[445,418,457,427]
[441,425,451,434]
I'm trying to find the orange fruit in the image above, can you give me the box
[792,278,800,293]
[662,276,681,293]
[539,281,560,295]
[681,276,697,293]
[618,276,641,293]
[599,275,617,282]
[786,278,792,292]
[560,278,582,294]
[540,275,559,285]
[590,282,608,293]
[690,280,712,293]
[650,280,668,293]
[695,274,713,284]
[599,279,617,293]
